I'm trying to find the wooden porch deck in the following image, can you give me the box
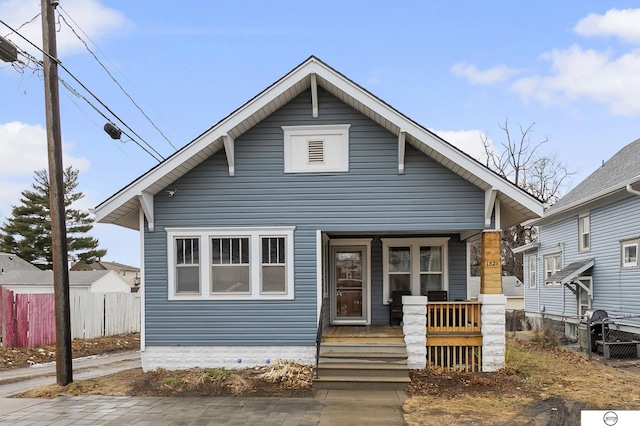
[322,325,404,343]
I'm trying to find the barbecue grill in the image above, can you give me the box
[579,309,608,352]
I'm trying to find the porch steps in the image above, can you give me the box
[314,341,410,390]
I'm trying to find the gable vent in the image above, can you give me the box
[308,140,325,164]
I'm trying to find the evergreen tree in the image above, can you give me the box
[0,167,107,268]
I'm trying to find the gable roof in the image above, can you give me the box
[545,258,595,285]
[535,138,640,225]
[71,261,139,272]
[0,270,111,287]
[0,252,40,273]
[93,56,542,230]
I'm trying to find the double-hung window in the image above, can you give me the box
[543,253,562,286]
[578,213,590,252]
[527,255,537,289]
[382,237,449,304]
[167,227,295,300]
[621,238,639,268]
[175,237,200,293]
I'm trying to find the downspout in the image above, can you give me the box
[559,242,566,317]
[627,184,640,197]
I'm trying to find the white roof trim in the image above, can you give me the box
[512,242,540,254]
[535,175,640,226]
[94,56,543,229]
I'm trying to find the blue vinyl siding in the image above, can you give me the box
[531,195,640,318]
[144,88,486,346]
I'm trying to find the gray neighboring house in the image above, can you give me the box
[0,252,40,273]
[93,56,543,372]
[0,270,132,294]
[516,138,640,339]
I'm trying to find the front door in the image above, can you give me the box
[331,245,368,324]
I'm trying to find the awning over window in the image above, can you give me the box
[545,258,595,285]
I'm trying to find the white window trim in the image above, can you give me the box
[543,252,562,287]
[621,238,639,269]
[283,124,350,173]
[528,255,537,289]
[578,213,590,252]
[166,226,295,300]
[381,237,450,305]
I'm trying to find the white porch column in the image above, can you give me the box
[402,295,428,369]
[478,293,507,372]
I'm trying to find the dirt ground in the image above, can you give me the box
[6,333,640,425]
[0,333,140,370]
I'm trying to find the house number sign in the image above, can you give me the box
[485,260,499,267]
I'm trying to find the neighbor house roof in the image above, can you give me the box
[71,261,139,272]
[0,270,111,287]
[0,252,40,273]
[535,138,640,226]
[93,56,543,231]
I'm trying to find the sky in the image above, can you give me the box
[1,0,639,268]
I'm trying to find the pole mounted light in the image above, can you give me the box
[104,122,122,140]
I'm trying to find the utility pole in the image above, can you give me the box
[41,0,73,385]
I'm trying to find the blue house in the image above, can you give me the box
[516,138,640,340]
[94,57,542,373]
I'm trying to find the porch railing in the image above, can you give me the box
[426,301,482,372]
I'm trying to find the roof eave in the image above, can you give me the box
[94,56,544,228]
[533,175,640,227]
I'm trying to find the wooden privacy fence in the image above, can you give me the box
[426,301,483,372]
[0,286,140,348]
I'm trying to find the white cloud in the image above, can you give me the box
[0,121,90,222]
[0,0,130,58]
[0,180,26,219]
[511,45,640,115]
[0,121,90,176]
[430,129,490,162]
[451,63,523,85]
[575,8,640,44]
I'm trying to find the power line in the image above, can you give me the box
[0,18,165,162]
[56,6,178,151]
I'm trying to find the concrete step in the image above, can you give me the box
[313,375,410,391]
[316,362,409,378]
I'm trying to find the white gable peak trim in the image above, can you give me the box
[222,135,235,176]
[311,73,318,118]
[398,130,406,174]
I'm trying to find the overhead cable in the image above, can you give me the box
[0,18,165,162]
[57,7,178,151]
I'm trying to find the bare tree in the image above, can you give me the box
[471,120,575,280]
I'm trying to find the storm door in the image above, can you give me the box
[331,245,369,324]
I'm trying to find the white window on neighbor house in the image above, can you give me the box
[528,255,537,289]
[543,253,562,287]
[167,227,295,300]
[382,237,449,304]
[282,124,350,173]
[578,213,590,252]
[621,238,639,268]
